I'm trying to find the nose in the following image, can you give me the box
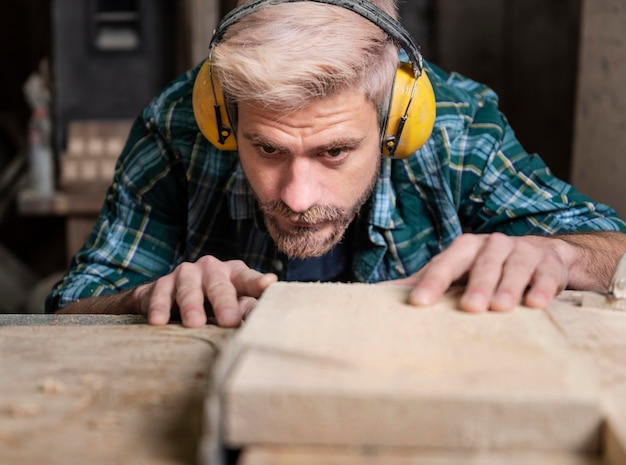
[280,157,321,213]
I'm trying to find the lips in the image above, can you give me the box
[291,220,323,228]
[275,216,329,231]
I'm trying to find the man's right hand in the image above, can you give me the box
[132,256,277,328]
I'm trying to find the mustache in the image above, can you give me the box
[259,200,345,223]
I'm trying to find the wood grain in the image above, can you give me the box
[0,324,232,465]
[218,283,602,452]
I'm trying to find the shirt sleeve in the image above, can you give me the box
[432,67,626,236]
[46,115,188,312]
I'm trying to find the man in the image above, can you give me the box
[47,0,626,327]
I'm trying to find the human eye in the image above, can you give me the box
[257,144,279,156]
[327,147,343,158]
[322,146,349,162]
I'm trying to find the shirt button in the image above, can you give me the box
[273,260,284,272]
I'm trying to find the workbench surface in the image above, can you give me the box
[0,315,233,465]
[3,286,626,465]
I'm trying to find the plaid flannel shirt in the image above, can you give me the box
[46,61,626,311]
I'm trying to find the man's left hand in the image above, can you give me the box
[396,233,570,312]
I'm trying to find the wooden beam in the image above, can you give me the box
[213,283,603,453]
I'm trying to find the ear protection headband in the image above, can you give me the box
[192,0,436,158]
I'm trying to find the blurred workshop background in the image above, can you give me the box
[0,0,624,313]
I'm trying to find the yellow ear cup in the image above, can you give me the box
[382,62,436,158]
[192,60,238,151]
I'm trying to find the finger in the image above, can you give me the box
[205,282,239,327]
[143,278,176,326]
[175,263,208,328]
[239,296,259,322]
[409,234,485,306]
[524,259,568,309]
[459,233,514,313]
[231,264,278,297]
[489,242,539,312]
[201,259,244,327]
[385,274,422,287]
[214,265,276,327]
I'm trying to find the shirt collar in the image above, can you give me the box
[369,158,404,230]
[227,161,258,220]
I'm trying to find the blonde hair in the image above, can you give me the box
[212,0,400,115]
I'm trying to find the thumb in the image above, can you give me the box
[231,267,278,297]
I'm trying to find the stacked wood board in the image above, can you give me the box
[201,282,626,465]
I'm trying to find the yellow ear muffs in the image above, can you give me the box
[192,60,237,151]
[192,57,437,156]
[382,62,436,158]
[192,0,437,157]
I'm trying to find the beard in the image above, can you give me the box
[258,165,380,259]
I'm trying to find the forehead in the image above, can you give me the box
[237,88,378,135]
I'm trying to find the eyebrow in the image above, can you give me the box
[241,131,366,154]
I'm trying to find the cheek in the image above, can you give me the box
[328,155,380,205]
[238,153,275,202]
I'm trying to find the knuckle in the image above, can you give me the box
[226,259,249,275]
[454,233,478,247]
[196,255,221,269]
[486,232,509,245]
[152,276,168,290]
[205,279,234,295]
[174,261,196,277]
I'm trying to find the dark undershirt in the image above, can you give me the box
[285,225,354,282]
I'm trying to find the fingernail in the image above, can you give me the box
[525,290,550,308]
[410,288,433,306]
[492,292,515,312]
[148,307,168,325]
[460,292,488,313]
[184,308,206,327]
[217,307,241,328]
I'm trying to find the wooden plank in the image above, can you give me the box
[215,283,602,453]
[546,295,626,465]
[0,324,232,465]
[17,189,103,216]
[605,407,626,465]
[239,445,603,465]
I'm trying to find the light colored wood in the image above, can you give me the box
[60,119,132,193]
[547,296,626,465]
[571,0,626,218]
[605,407,626,465]
[0,323,232,465]
[239,445,603,465]
[580,292,626,311]
[17,189,103,216]
[216,283,602,453]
